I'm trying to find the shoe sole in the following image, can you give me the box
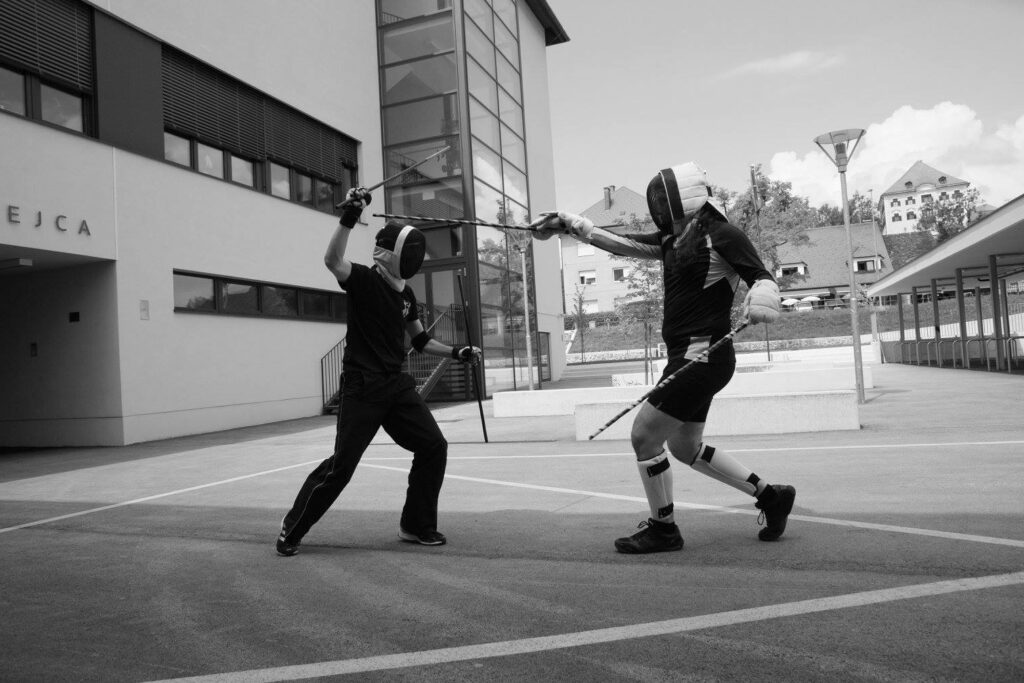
[398,530,446,546]
[614,539,683,554]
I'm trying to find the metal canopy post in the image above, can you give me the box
[955,269,968,368]
[911,286,922,364]
[989,255,1004,370]
[930,279,942,366]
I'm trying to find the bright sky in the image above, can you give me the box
[542,0,1024,214]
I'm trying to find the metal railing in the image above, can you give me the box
[320,339,345,413]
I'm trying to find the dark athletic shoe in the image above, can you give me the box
[755,485,796,541]
[614,518,684,554]
[399,528,447,546]
[276,532,300,556]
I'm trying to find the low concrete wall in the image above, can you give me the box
[576,391,860,440]
[494,366,873,417]
[612,365,874,392]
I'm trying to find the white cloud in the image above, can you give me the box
[716,50,844,80]
[768,103,1024,207]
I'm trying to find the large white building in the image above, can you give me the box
[879,160,970,235]
[1,0,569,447]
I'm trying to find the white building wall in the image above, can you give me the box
[111,152,358,444]
[517,2,565,381]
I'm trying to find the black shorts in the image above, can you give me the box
[646,360,735,423]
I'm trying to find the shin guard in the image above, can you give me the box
[637,450,674,523]
[688,444,765,497]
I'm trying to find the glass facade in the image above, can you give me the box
[377,0,538,399]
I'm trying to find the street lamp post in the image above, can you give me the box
[814,128,866,404]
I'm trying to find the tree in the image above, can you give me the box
[570,284,589,361]
[917,187,980,243]
[606,213,663,381]
[817,190,873,226]
[727,165,815,285]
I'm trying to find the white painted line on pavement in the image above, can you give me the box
[3,438,1020,538]
[363,438,1024,460]
[0,460,323,534]
[147,570,1024,682]
[364,465,1024,549]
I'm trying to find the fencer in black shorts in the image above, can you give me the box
[276,188,480,557]
[532,162,796,554]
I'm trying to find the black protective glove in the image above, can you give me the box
[451,345,481,365]
[338,187,372,228]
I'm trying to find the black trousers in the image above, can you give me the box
[281,370,447,542]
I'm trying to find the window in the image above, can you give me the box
[164,132,191,166]
[173,273,215,311]
[892,214,902,222]
[582,299,598,314]
[613,267,629,282]
[905,197,916,205]
[855,259,876,273]
[315,179,336,211]
[39,83,83,132]
[921,194,933,204]
[577,242,594,256]
[300,291,331,318]
[270,163,291,198]
[890,199,900,207]
[907,211,917,220]
[780,267,799,277]
[263,286,298,316]
[196,142,224,179]
[173,271,345,322]
[295,172,314,206]
[0,66,26,115]
[579,270,597,285]
[230,155,256,188]
[939,192,949,200]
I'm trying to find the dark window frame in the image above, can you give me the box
[0,65,93,135]
[173,270,346,323]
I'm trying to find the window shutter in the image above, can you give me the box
[0,0,93,91]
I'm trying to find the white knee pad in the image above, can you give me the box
[688,444,762,496]
[637,449,674,522]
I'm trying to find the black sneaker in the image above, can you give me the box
[276,532,300,557]
[614,519,683,554]
[399,528,447,546]
[755,485,796,541]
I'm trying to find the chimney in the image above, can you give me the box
[603,185,615,209]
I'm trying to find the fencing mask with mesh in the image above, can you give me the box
[646,162,727,237]
[373,223,426,288]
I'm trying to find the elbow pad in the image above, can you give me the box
[411,331,431,352]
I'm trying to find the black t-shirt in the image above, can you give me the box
[633,219,773,363]
[339,263,418,374]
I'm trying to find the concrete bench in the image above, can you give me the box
[575,390,860,440]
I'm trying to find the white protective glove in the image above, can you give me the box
[528,211,595,242]
[743,279,780,324]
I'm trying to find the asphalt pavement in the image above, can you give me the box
[1,358,1022,682]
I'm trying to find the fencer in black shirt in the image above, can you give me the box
[276,188,480,556]
[532,162,796,554]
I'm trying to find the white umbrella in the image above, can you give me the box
[801,295,821,302]
[782,298,800,306]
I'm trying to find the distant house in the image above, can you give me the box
[559,186,654,315]
[776,222,895,308]
[878,160,971,235]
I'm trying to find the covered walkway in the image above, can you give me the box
[867,194,1024,373]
